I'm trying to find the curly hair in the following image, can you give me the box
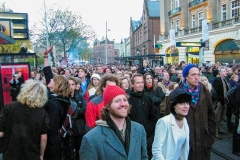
[17,79,48,108]
[52,75,71,97]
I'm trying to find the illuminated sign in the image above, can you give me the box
[0,20,13,37]
[176,42,205,47]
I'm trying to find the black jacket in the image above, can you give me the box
[213,77,230,105]
[71,91,87,136]
[128,89,158,137]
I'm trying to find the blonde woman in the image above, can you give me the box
[200,76,212,93]
[85,74,101,102]
[0,79,49,160]
[43,45,71,160]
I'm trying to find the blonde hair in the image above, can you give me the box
[230,74,238,80]
[52,75,71,97]
[200,76,212,92]
[17,79,48,108]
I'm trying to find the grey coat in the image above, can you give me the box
[80,121,148,160]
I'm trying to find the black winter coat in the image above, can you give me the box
[128,89,158,137]
[144,86,164,119]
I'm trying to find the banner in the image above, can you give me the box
[202,19,209,50]
[169,29,176,53]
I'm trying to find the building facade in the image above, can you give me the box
[158,0,240,65]
[129,0,161,66]
[93,38,117,64]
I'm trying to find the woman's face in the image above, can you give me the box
[35,73,41,79]
[234,69,239,74]
[233,75,239,82]
[124,74,130,82]
[145,75,152,86]
[92,78,100,87]
[201,78,208,86]
[153,78,158,86]
[121,79,129,90]
[175,102,190,117]
[76,84,81,91]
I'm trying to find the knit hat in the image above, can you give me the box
[91,73,101,80]
[103,85,127,106]
[182,64,198,78]
[169,88,192,114]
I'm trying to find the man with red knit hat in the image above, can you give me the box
[80,85,148,160]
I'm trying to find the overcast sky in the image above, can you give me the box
[5,0,143,43]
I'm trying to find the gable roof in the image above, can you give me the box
[147,0,160,18]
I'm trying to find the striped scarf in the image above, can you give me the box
[182,80,201,107]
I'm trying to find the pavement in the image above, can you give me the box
[210,121,240,160]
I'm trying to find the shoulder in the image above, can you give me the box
[90,95,103,105]
[83,126,105,140]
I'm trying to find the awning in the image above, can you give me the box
[0,32,15,44]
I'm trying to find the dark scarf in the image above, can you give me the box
[106,117,131,155]
[182,80,201,107]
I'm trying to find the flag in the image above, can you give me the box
[169,29,176,53]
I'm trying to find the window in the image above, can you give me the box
[231,0,240,18]
[176,0,179,8]
[171,21,174,29]
[176,19,179,31]
[198,12,204,26]
[222,4,227,20]
[192,14,196,28]
[171,0,174,10]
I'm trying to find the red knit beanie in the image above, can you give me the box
[103,85,127,106]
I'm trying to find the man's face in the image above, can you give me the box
[31,72,36,78]
[109,94,130,119]
[227,68,233,75]
[155,67,162,75]
[117,71,123,77]
[97,67,103,74]
[78,69,87,78]
[65,70,71,77]
[220,69,227,77]
[163,72,170,81]
[186,67,200,88]
[106,68,111,74]
[177,70,183,79]
[69,80,76,94]
[181,63,186,68]
[132,76,144,92]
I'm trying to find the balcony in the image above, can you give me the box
[213,16,240,29]
[168,7,181,16]
[189,0,207,8]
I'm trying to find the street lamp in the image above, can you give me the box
[105,21,110,64]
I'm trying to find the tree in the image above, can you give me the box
[0,40,32,53]
[31,5,96,66]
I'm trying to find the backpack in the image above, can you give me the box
[226,85,240,106]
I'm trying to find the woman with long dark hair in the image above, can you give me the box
[143,72,165,119]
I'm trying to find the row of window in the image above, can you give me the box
[170,0,239,31]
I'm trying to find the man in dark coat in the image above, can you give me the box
[128,73,159,159]
[166,64,216,160]
[213,68,230,139]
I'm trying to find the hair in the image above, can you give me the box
[230,74,238,80]
[78,67,88,73]
[131,73,143,85]
[95,74,120,95]
[119,76,129,89]
[101,99,131,120]
[124,72,132,78]
[199,76,212,92]
[52,75,71,97]
[35,73,42,80]
[218,68,226,74]
[86,76,100,91]
[143,72,156,91]
[17,79,48,108]
[168,82,178,91]
[67,76,77,84]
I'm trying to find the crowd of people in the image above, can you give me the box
[1,45,240,159]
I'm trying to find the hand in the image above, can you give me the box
[40,155,43,160]
[44,45,54,56]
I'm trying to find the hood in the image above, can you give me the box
[96,120,109,127]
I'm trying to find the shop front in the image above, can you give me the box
[186,47,200,64]
[166,47,179,65]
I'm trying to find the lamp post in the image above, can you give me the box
[105,21,110,64]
